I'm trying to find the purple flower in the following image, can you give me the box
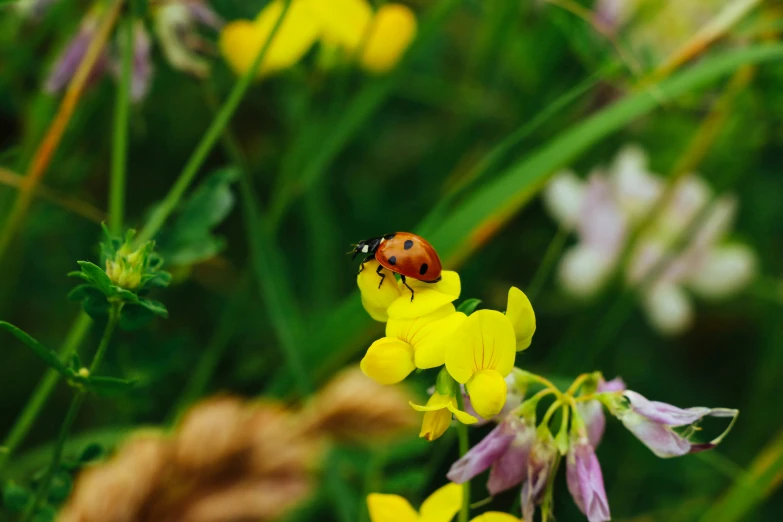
[521,428,557,522]
[487,416,536,495]
[109,21,153,103]
[45,11,108,94]
[614,390,739,458]
[447,415,520,484]
[578,377,626,448]
[567,437,611,522]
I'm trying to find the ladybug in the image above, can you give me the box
[351,232,443,301]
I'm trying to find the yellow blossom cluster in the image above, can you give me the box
[357,259,535,440]
[220,0,417,78]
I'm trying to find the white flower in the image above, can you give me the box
[542,144,757,335]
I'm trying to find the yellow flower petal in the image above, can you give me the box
[412,311,466,369]
[367,493,420,522]
[445,402,479,425]
[360,337,416,385]
[465,369,508,419]
[219,0,319,78]
[506,286,536,351]
[386,305,459,370]
[305,0,372,51]
[470,513,522,522]
[360,4,417,74]
[358,259,403,322]
[418,406,452,441]
[387,271,461,320]
[419,483,463,522]
[445,309,516,384]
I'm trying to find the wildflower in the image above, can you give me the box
[607,390,740,458]
[360,304,466,385]
[220,0,417,79]
[367,482,521,522]
[445,310,516,419]
[45,7,108,95]
[447,413,536,497]
[153,0,224,78]
[356,259,461,322]
[566,435,610,522]
[543,145,757,335]
[45,7,155,103]
[576,376,626,448]
[521,426,558,522]
[411,368,477,442]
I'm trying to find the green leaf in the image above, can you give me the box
[78,444,104,464]
[82,292,110,320]
[137,299,168,318]
[0,322,71,377]
[31,505,56,522]
[118,304,156,331]
[76,261,114,295]
[159,167,239,266]
[2,481,31,512]
[67,284,100,302]
[456,298,482,315]
[139,271,172,290]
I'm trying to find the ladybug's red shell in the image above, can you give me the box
[376,232,442,283]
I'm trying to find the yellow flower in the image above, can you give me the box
[359,4,418,74]
[220,0,416,78]
[410,368,477,441]
[367,483,521,522]
[445,310,516,419]
[505,286,536,351]
[357,259,461,322]
[360,305,466,385]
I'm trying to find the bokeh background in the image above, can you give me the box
[0,0,782,521]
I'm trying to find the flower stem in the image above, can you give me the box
[135,0,293,245]
[455,392,470,522]
[0,313,92,472]
[21,304,120,521]
[109,14,134,235]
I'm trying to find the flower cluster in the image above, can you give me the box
[543,145,756,335]
[45,1,223,103]
[447,372,738,522]
[220,0,416,78]
[357,259,536,441]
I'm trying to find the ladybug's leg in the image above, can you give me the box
[376,263,386,289]
[400,275,415,302]
[358,255,375,274]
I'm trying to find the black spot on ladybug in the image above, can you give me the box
[388,256,397,266]
[419,263,428,275]
[404,239,414,250]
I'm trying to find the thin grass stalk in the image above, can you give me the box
[136,0,294,244]
[0,0,124,262]
[109,14,134,235]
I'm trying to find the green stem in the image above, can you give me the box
[454,392,470,522]
[109,14,134,235]
[20,392,86,520]
[135,0,293,244]
[21,305,120,521]
[0,312,92,473]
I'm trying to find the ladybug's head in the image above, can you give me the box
[350,236,383,260]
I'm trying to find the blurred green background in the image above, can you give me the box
[0,0,782,521]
